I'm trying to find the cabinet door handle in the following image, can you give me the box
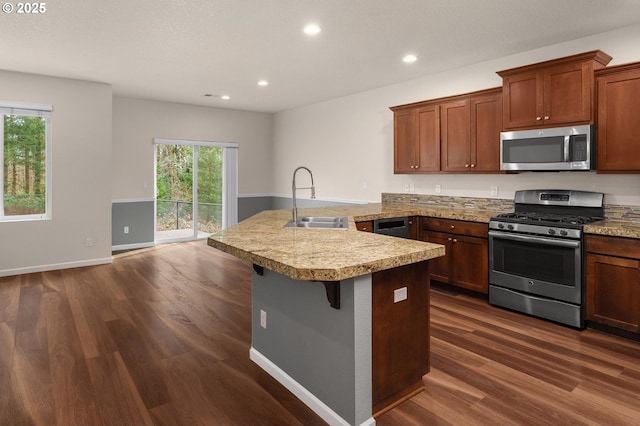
[536,116,542,121]
[470,164,476,168]
[450,225,455,229]
[447,237,452,241]
[544,116,550,120]
[453,238,458,243]
[465,164,470,168]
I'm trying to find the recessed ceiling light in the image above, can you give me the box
[221,95,230,100]
[403,54,418,64]
[303,23,321,36]
[257,80,269,87]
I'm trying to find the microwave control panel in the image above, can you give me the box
[570,135,588,161]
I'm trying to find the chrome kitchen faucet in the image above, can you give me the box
[291,166,315,223]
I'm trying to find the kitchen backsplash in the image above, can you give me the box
[382,193,640,223]
[381,193,513,212]
[602,204,640,222]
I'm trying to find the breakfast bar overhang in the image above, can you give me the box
[208,208,444,426]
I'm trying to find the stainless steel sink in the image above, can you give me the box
[284,216,349,229]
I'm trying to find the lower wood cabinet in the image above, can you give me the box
[355,220,373,232]
[372,261,429,415]
[421,218,488,294]
[585,235,640,333]
[408,216,418,240]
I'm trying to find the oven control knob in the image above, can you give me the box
[548,229,556,235]
[498,223,505,229]
[507,224,514,230]
[560,229,568,236]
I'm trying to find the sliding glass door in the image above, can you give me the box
[154,139,237,243]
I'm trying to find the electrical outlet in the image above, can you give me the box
[435,184,441,194]
[260,309,267,329]
[124,226,129,234]
[85,237,93,247]
[394,287,407,303]
[491,186,498,196]
[404,183,410,192]
[409,183,415,192]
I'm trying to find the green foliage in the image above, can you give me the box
[155,144,224,232]
[156,144,194,201]
[156,144,223,204]
[3,114,47,215]
[3,194,45,215]
[197,146,223,204]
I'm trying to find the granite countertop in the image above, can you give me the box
[584,220,640,239]
[207,201,640,282]
[207,206,446,281]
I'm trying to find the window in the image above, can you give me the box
[1,102,52,221]
[153,138,238,243]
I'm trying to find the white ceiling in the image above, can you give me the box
[2,0,640,113]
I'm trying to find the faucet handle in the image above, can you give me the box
[311,186,316,199]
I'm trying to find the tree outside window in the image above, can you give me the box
[2,109,50,220]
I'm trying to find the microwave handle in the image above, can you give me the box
[564,135,571,162]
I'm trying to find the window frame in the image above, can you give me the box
[0,102,53,222]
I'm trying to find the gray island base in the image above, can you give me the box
[250,261,430,426]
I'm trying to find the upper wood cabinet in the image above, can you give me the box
[391,88,502,174]
[440,99,470,171]
[596,62,640,173]
[441,90,503,172]
[498,50,611,130]
[393,104,440,173]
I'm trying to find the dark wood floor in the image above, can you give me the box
[2,241,640,425]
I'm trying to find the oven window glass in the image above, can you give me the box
[503,136,564,163]
[492,237,576,286]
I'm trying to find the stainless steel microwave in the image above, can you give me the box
[500,125,594,171]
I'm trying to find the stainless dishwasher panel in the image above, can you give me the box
[373,217,410,238]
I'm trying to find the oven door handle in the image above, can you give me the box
[489,230,581,248]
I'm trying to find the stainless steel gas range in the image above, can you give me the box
[488,189,604,328]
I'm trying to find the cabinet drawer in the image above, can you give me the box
[356,221,373,232]
[422,217,487,238]
[585,235,640,259]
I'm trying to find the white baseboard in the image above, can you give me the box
[249,347,375,426]
[0,257,112,278]
[111,242,156,251]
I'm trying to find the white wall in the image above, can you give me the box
[112,97,273,199]
[0,71,112,276]
[273,23,640,206]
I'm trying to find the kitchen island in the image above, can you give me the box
[207,207,444,426]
